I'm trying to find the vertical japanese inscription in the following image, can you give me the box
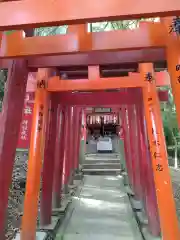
[176,64,180,84]
[145,72,163,172]
[37,104,44,132]
[36,78,46,132]
[145,72,153,83]
[37,79,46,89]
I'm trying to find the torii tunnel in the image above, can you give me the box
[0,1,180,240]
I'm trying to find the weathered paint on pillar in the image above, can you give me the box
[122,106,134,188]
[79,109,86,166]
[0,60,28,239]
[67,106,74,184]
[136,103,160,236]
[118,109,126,172]
[126,105,140,197]
[139,63,179,240]
[40,94,58,226]
[136,104,149,206]
[71,107,80,172]
[75,109,82,170]
[63,107,71,193]
[21,69,52,240]
[131,104,142,199]
[53,106,65,208]
[74,108,81,170]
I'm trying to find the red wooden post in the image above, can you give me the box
[0,60,28,239]
[121,106,133,187]
[40,94,58,225]
[135,104,147,205]
[53,106,65,208]
[137,103,160,236]
[70,107,78,177]
[79,109,86,167]
[68,107,75,184]
[21,68,51,239]
[63,106,71,193]
[139,63,179,240]
[72,107,80,171]
[75,109,82,171]
[132,104,143,200]
[126,105,138,194]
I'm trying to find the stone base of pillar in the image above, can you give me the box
[52,197,71,215]
[52,194,62,209]
[79,140,85,165]
[130,196,143,211]
[63,184,69,194]
[122,171,130,185]
[118,140,127,172]
[124,185,135,196]
[136,211,148,225]
[69,170,75,185]
[141,226,161,240]
[74,171,83,180]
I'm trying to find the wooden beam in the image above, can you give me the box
[0,23,166,58]
[48,72,170,92]
[57,90,167,105]
[48,76,145,92]
[0,49,166,69]
[27,49,166,68]
[0,0,179,30]
[58,91,139,105]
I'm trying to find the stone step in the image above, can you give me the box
[86,154,120,159]
[83,168,121,175]
[83,163,121,170]
[84,159,120,164]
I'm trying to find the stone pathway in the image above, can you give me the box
[56,175,143,240]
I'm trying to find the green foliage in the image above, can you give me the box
[34,26,67,36]
[0,69,7,111]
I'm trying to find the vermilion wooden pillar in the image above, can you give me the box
[133,104,144,199]
[0,60,28,239]
[74,108,82,171]
[118,108,126,172]
[130,104,142,199]
[68,105,74,183]
[121,106,133,187]
[63,106,72,193]
[40,94,58,225]
[126,105,140,197]
[83,109,87,146]
[80,109,87,165]
[21,69,52,240]
[75,109,84,172]
[139,63,179,240]
[53,106,65,208]
[136,104,160,236]
[71,107,79,174]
